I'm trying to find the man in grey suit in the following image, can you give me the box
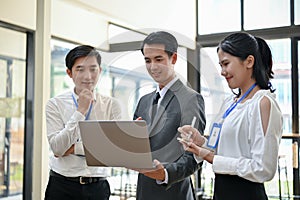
[133,31,206,200]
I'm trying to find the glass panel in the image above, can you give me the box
[200,47,232,134]
[0,27,26,197]
[296,0,300,24]
[299,40,300,132]
[50,40,76,97]
[198,0,241,35]
[52,40,189,119]
[244,0,290,29]
[267,39,291,133]
[103,56,155,119]
[265,39,292,197]
[199,46,221,199]
[101,48,187,119]
[108,24,146,44]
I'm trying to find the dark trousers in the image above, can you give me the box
[213,174,268,200]
[44,173,111,200]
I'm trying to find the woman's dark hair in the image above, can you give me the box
[141,31,178,57]
[65,45,101,70]
[217,32,275,94]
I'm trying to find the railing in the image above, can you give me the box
[108,168,138,200]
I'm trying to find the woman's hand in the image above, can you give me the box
[177,125,205,146]
[177,125,214,163]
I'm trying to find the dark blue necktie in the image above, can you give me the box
[151,92,160,121]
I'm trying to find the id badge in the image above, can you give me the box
[207,123,222,149]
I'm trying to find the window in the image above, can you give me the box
[198,0,241,34]
[108,23,146,44]
[50,39,149,118]
[267,39,291,133]
[298,40,300,131]
[244,0,290,29]
[200,47,231,133]
[50,39,76,97]
[295,0,300,25]
[101,48,188,119]
[0,26,26,197]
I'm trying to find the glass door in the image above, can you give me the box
[0,26,26,197]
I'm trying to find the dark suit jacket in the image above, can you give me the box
[133,79,206,200]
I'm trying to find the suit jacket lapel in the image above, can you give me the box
[149,79,183,134]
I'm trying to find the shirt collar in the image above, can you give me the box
[156,76,178,99]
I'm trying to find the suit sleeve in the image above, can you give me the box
[166,92,206,188]
[133,99,142,120]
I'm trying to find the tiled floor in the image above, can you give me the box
[0,194,22,200]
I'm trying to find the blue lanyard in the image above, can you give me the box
[72,94,93,120]
[222,83,257,119]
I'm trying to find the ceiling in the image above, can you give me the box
[63,0,197,49]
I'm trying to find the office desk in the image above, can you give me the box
[281,133,300,199]
[282,133,300,139]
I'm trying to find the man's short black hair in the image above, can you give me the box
[141,31,178,57]
[65,45,101,70]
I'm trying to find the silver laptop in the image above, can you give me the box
[78,120,154,169]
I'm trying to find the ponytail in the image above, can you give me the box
[255,36,275,92]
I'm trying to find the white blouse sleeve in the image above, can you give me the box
[212,96,283,183]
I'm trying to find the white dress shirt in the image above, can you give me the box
[46,90,122,177]
[196,90,283,183]
[155,76,179,107]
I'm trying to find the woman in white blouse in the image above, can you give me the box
[178,32,283,200]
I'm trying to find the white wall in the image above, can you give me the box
[0,27,26,59]
[75,0,196,49]
[51,0,109,50]
[0,0,36,30]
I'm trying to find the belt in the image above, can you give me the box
[50,170,106,185]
